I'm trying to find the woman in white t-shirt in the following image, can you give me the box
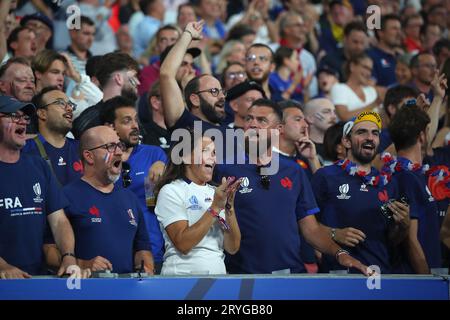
[154,133,242,275]
[330,53,380,121]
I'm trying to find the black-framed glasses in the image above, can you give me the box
[0,112,31,124]
[257,166,270,190]
[88,141,127,153]
[195,88,227,97]
[41,99,77,111]
[122,162,132,188]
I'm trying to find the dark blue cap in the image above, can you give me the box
[0,95,35,116]
[20,13,54,32]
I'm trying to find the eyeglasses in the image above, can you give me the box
[41,99,77,111]
[245,54,270,63]
[122,162,132,188]
[257,166,270,190]
[0,112,31,124]
[87,141,127,153]
[226,72,246,80]
[195,88,227,97]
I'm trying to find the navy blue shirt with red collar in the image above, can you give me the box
[22,134,83,186]
[311,164,401,273]
[214,155,320,274]
[0,154,68,275]
[63,179,151,274]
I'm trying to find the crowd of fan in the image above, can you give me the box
[0,0,449,278]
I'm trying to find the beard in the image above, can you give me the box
[121,85,138,102]
[107,172,121,184]
[350,140,377,165]
[124,129,140,148]
[199,95,225,124]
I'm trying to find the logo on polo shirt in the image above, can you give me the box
[33,183,43,203]
[239,177,253,194]
[58,156,66,166]
[381,58,390,68]
[159,137,170,149]
[360,184,368,192]
[187,195,202,210]
[89,206,102,223]
[425,186,435,202]
[336,184,351,200]
[127,209,137,226]
[281,177,293,190]
[73,160,83,173]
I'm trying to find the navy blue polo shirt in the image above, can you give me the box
[367,47,397,87]
[22,135,83,186]
[63,179,151,274]
[123,144,167,263]
[390,169,442,272]
[311,164,399,273]
[0,154,68,275]
[214,155,320,274]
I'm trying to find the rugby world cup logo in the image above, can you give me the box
[337,184,351,200]
[33,183,43,203]
[239,177,253,194]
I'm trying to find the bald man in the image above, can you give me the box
[304,98,337,163]
[62,126,154,274]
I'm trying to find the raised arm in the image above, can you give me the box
[159,21,204,128]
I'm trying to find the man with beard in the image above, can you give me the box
[99,96,167,273]
[22,87,82,186]
[72,52,140,139]
[161,21,238,162]
[311,111,410,273]
[214,98,370,275]
[244,43,275,99]
[0,57,35,102]
[63,126,154,274]
[304,98,337,163]
[387,104,448,273]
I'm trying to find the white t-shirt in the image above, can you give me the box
[155,179,226,275]
[330,83,377,113]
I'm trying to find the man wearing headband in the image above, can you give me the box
[311,110,410,273]
[0,96,82,278]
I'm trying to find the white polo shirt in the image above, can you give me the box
[155,179,226,275]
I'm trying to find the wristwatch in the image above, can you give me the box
[331,228,337,241]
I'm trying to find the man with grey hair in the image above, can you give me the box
[303,98,337,163]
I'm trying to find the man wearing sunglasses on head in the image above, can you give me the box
[61,125,154,274]
[0,95,83,279]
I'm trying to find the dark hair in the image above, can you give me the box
[95,52,139,88]
[323,122,345,162]
[85,55,103,79]
[383,85,419,118]
[420,22,439,37]
[0,57,30,79]
[99,96,136,124]
[221,61,245,86]
[154,129,208,199]
[79,15,95,27]
[402,13,422,28]
[156,24,180,41]
[344,21,367,37]
[249,98,282,122]
[274,46,294,69]
[388,104,430,151]
[227,24,256,42]
[247,43,274,62]
[375,14,401,40]
[7,26,32,54]
[32,85,61,108]
[139,0,158,12]
[344,53,371,80]
[279,99,303,122]
[433,39,450,57]
[184,74,209,110]
[31,49,68,75]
